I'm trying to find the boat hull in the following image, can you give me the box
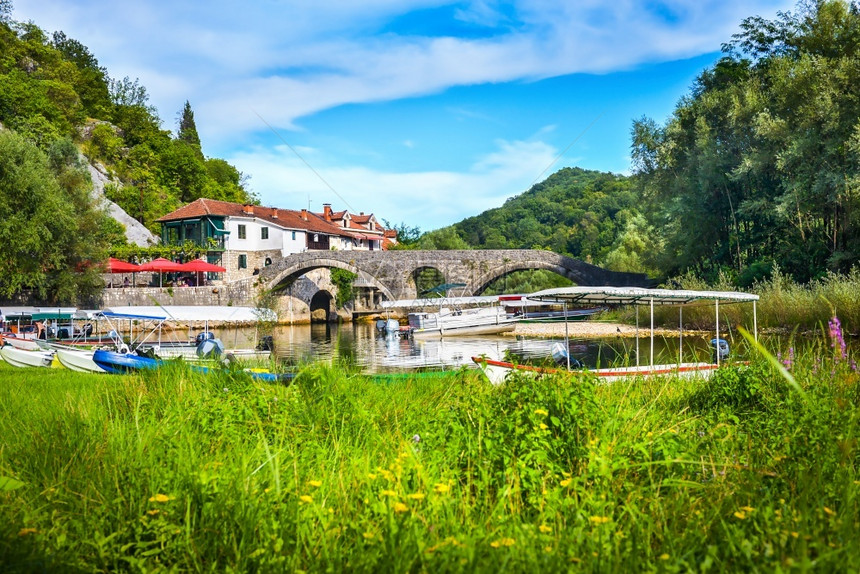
[92,349,293,382]
[411,321,517,339]
[472,356,719,385]
[56,348,105,373]
[3,336,42,351]
[0,346,55,368]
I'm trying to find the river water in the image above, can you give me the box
[215,322,725,374]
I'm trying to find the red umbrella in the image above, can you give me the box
[178,259,226,272]
[139,258,183,288]
[138,258,184,272]
[108,257,141,273]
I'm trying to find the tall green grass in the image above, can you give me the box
[614,267,860,334]
[1,338,858,571]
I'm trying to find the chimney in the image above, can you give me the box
[243,204,253,215]
[272,208,278,219]
[301,208,308,221]
[323,203,332,222]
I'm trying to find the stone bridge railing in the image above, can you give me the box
[259,249,650,302]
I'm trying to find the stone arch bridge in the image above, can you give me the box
[260,250,650,310]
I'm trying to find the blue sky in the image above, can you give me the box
[14,0,794,231]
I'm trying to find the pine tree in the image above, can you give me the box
[177,100,202,157]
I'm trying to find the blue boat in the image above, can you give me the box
[92,350,294,383]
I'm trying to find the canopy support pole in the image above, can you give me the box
[715,299,720,367]
[753,301,758,342]
[679,306,683,366]
[635,306,640,367]
[564,301,570,371]
[650,297,654,368]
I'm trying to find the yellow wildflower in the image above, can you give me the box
[368,473,377,480]
[539,524,553,534]
[433,483,450,494]
[544,546,553,553]
[790,531,799,538]
[588,516,611,524]
[148,494,171,503]
[393,502,409,513]
[362,532,375,540]
[489,537,516,548]
[307,480,322,488]
[407,493,425,500]
[18,528,37,536]
[380,489,397,497]
[741,506,755,513]
[534,408,549,416]
[560,478,572,487]
[147,509,160,516]
[299,495,313,504]
[539,423,549,430]
[734,511,746,520]
[659,554,670,560]
[824,506,836,516]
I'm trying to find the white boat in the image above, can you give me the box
[408,306,517,338]
[473,286,759,384]
[0,346,55,368]
[55,348,105,373]
[381,289,520,339]
[2,335,42,351]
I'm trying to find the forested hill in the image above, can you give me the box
[0,6,256,301]
[418,167,653,273]
[422,1,860,287]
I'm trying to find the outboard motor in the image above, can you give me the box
[550,342,583,369]
[710,338,730,364]
[195,331,216,345]
[197,337,225,359]
[256,335,274,351]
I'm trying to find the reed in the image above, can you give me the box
[0,334,858,571]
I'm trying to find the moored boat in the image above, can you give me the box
[92,350,294,382]
[473,286,759,385]
[0,346,55,368]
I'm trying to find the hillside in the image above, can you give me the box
[419,167,656,276]
[0,8,256,301]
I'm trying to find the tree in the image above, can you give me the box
[177,100,203,158]
[0,131,110,301]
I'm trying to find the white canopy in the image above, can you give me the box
[526,286,759,306]
[381,296,501,310]
[103,305,276,322]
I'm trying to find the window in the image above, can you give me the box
[238,225,246,239]
[313,234,319,242]
[261,226,269,240]
[238,254,247,269]
[291,231,296,240]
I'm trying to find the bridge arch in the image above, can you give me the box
[309,290,335,322]
[468,255,620,295]
[266,258,396,302]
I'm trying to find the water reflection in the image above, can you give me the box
[216,323,724,373]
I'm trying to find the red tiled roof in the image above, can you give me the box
[156,198,349,237]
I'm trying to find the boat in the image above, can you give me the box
[499,295,606,322]
[0,346,55,368]
[473,286,759,384]
[91,350,294,383]
[2,335,42,351]
[381,286,520,339]
[54,347,105,373]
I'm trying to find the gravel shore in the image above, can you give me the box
[506,320,682,339]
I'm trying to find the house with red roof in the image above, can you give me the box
[155,199,397,281]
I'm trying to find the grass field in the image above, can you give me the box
[1,329,858,571]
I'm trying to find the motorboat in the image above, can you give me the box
[473,286,759,384]
[91,350,293,383]
[0,346,55,368]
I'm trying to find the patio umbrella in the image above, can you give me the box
[107,258,140,288]
[108,258,141,273]
[178,259,226,287]
[139,258,184,287]
[178,259,226,273]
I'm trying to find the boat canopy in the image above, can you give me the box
[381,295,501,310]
[526,286,759,306]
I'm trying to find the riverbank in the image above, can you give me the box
[507,320,687,339]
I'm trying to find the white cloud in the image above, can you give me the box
[14,0,794,142]
[228,138,557,230]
